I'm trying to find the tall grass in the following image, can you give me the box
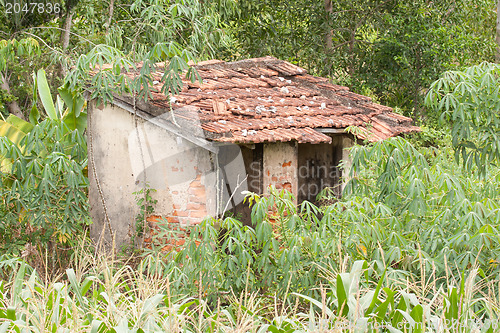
[1,248,499,332]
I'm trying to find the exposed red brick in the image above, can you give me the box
[170,229,187,235]
[190,196,207,205]
[147,215,161,222]
[282,161,292,167]
[189,210,208,218]
[162,245,174,252]
[187,203,201,210]
[172,210,189,217]
[190,180,202,187]
[188,187,206,197]
[165,216,180,223]
[174,239,185,246]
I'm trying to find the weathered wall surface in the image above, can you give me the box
[88,102,216,249]
[263,142,298,199]
[89,100,356,250]
[340,135,355,191]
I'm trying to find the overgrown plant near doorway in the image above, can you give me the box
[132,184,158,245]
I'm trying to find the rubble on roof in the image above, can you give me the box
[120,56,420,144]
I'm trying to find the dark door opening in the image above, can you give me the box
[297,141,342,204]
[222,143,263,224]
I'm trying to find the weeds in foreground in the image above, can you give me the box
[1,250,499,332]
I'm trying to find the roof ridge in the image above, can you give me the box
[195,56,307,75]
[195,56,277,69]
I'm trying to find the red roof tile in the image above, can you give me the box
[120,56,420,144]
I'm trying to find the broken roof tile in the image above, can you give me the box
[238,67,280,77]
[266,61,307,76]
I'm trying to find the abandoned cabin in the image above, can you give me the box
[88,56,420,247]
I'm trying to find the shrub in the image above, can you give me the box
[0,119,89,257]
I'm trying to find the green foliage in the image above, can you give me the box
[408,125,450,149]
[0,68,88,254]
[126,0,234,59]
[294,263,496,332]
[0,114,33,175]
[342,137,500,278]
[32,69,87,131]
[0,254,497,332]
[1,1,500,331]
[353,1,494,118]
[228,0,495,119]
[50,0,236,107]
[0,118,89,253]
[71,0,234,60]
[0,37,42,118]
[133,184,158,242]
[0,132,498,330]
[426,62,500,175]
[0,0,61,32]
[177,188,342,301]
[64,41,199,106]
[1,0,235,118]
[164,136,500,309]
[0,38,40,72]
[0,0,236,265]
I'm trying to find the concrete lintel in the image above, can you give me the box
[112,98,219,154]
[316,128,346,134]
[240,143,255,150]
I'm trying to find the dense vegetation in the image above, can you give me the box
[1,0,500,331]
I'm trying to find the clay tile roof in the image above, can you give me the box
[119,56,420,144]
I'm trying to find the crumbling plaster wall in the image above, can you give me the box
[340,135,355,190]
[88,102,216,248]
[263,141,298,199]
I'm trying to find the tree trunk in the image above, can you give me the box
[106,0,115,35]
[413,45,423,120]
[60,11,73,51]
[0,71,25,120]
[58,11,73,77]
[496,0,500,62]
[348,29,355,79]
[324,0,333,51]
